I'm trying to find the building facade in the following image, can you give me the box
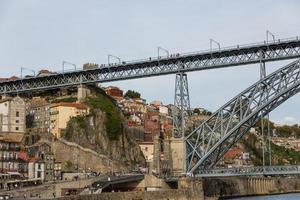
[26,97,51,134]
[50,103,89,138]
[27,141,54,182]
[0,133,25,176]
[0,97,26,133]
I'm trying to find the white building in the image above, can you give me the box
[0,97,26,133]
[28,161,45,181]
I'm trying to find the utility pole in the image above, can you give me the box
[210,38,221,51]
[20,67,35,78]
[62,61,76,73]
[108,54,121,64]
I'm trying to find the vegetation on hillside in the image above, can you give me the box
[86,93,122,140]
[242,133,300,166]
[254,119,300,138]
[64,115,86,140]
[52,97,77,103]
[124,90,141,99]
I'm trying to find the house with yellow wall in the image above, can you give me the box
[49,103,89,138]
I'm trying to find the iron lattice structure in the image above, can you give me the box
[185,59,300,173]
[196,165,300,177]
[1,37,300,94]
[172,72,191,138]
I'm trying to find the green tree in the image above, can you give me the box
[124,90,141,99]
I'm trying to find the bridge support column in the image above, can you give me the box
[172,72,191,138]
[153,135,161,175]
[259,50,272,167]
[172,72,191,174]
[77,85,91,102]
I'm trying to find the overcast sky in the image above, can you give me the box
[0,0,300,124]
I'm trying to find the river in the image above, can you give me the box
[229,193,300,199]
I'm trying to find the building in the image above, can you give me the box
[26,97,51,134]
[27,140,54,182]
[105,86,123,98]
[138,141,154,162]
[0,97,26,134]
[37,69,57,77]
[54,161,62,180]
[0,76,19,83]
[144,112,161,141]
[50,102,89,138]
[0,133,26,176]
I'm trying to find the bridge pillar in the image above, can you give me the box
[77,85,91,102]
[153,135,161,175]
[172,72,191,138]
[170,138,185,175]
[172,72,191,174]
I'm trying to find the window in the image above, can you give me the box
[16,111,19,117]
[15,127,19,131]
[15,120,19,124]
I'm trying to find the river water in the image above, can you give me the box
[229,193,300,199]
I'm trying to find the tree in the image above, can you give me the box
[124,90,141,99]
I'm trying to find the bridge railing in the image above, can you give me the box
[11,36,300,82]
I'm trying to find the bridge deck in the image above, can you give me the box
[1,37,300,94]
[195,165,300,177]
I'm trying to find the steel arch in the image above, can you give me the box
[185,59,300,173]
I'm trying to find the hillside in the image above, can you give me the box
[62,88,146,169]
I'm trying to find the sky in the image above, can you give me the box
[0,0,300,125]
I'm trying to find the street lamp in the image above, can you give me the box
[157,46,169,59]
[62,61,76,73]
[20,67,35,78]
[108,54,121,64]
[210,38,221,51]
[266,30,275,43]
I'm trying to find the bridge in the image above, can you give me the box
[2,35,300,178]
[0,36,299,94]
[185,58,300,173]
[196,165,300,177]
[89,174,144,194]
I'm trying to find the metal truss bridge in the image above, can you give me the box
[185,59,300,173]
[0,36,300,94]
[196,165,300,177]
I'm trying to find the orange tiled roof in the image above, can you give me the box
[51,102,89,110]
[0,133,24,143]
[224,148,243,160]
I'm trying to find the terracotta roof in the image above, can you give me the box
[224,148,243,160]
[50,102,89,110]
[0,133,24,143]
[0,76,19,83]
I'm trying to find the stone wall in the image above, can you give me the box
[57,178,204,200]
[52,138,125,173]
[203,176,300,198]
[57,189,204,200]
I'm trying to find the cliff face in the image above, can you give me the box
[63,93,146,169]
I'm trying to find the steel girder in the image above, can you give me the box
[1,37,300,94]
[185,59,300,173]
